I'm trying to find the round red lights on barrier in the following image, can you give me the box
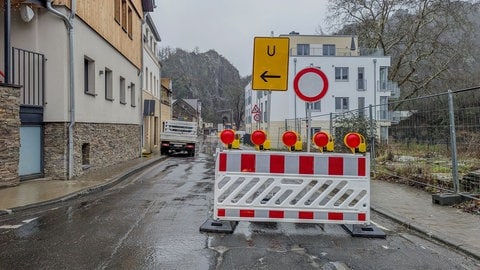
[220,129,235,145]
[251,130,267,145]
[313,132,329,148]
[344,133,361,149]
[282,131,297,147]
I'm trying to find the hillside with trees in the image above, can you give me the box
[159,48,250,129]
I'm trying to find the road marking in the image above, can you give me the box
[371,221,390,231]
[0,217,38,230]
[22,218,38,223]
[0,224,23,229]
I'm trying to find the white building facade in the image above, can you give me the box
[245,34,399,149]
[1,1,150,180]
[142,13,162,155]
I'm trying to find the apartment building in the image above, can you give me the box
[160,78,173,128]
[142,13,161,155]
[245,33,399,149]
[0,0,155,183]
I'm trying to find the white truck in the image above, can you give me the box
[160,120,198,156]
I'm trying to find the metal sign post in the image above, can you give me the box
[306,103,312,152]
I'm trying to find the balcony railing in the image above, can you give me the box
[12,47,45,106]
[377,80,400,98]
[290,47,360,57]
[290,47,385,57]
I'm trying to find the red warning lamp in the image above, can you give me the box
[282,131,297,147]
[220,129,235,145]
[251,130,267,146]
[313,132,329,148]
[345,133,361,149]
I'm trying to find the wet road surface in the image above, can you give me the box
[0,145,479,269]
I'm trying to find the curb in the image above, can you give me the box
[1,156,166,215]
[371,205,480,261]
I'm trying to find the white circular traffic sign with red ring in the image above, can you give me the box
[253,113,261,122]
[293,67,329,102]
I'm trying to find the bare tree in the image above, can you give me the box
[327,0,479,104]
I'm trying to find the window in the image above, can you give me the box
[154,117,158,145]
[154,75,157,97]
[84,56,95,96]
[380,126,388,143]
[379,96,388,120]
[335,97,349,111]
[311,127,321,138]
[150,72,153,93]
[357,67,365,90]
[130,83,136,107]
[145,67,148,89]
[114,0,121,23]
[120,77,126,104]
[105,68,113,101]
[306,101,321,111]
[127,6,133,38]
[335,67,349,81]
[264,101,268,122]
[121,0,127,31]
[323,44,335,56]
[358,97,365,118]
[260,103,264,122]
[379,66,388,90]
[297,44,310,56]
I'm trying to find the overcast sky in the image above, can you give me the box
[151,0,330,77]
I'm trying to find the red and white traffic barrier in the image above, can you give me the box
[213,150,371,225]
[218,151,366,176]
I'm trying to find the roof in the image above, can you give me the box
[183,99,200,110]
[145,13,161,42]
[141,0,155,12]
[161,78,172,92]
[172,99,200,111]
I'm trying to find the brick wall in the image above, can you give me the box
[0,84,21,187]
[44,122,141,179]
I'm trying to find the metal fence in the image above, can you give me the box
[384,87,480,195]
[12,47,45,106]
[283,87,480,196]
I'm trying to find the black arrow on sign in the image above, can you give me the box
[260,71,281,82]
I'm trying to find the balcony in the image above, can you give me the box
[11,47,46,106]
[289,47,360,57]
[377,81,400,98]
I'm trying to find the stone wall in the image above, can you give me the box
[43,122,69,179]
[44,122,141,179]
[0,84,21,187]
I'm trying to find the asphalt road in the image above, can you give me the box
[0,148,479,269]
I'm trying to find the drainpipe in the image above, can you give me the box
[4,0,11,84]
[45,0,76,179]
[140,16,145,157]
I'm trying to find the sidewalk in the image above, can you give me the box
[0,155,165,213]
[0,156,478,260]
[371,179,480,260]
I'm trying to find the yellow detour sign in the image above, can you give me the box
[252,37,290,91]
